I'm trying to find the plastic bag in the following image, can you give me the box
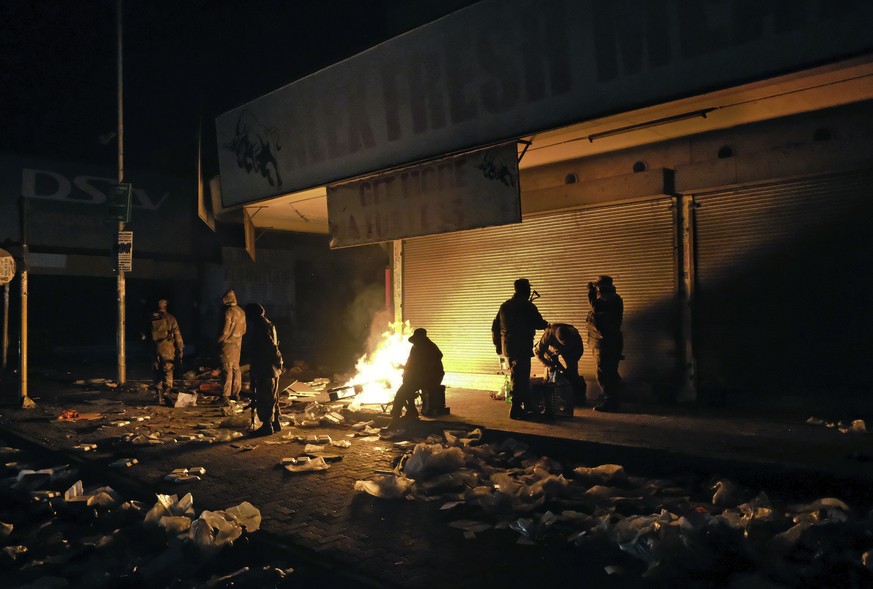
[284,456,330,473]
[403,443,465,481]
[354,475,412,499]
[225,501,262,532]
[573,464,626,485]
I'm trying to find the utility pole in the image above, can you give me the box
[116,0,127,385]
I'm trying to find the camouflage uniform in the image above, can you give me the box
[218,289,247,401]
[146,300,183,397]
[535,322,586,405]
[586,276,624,411]
[246,304,284,435]
[492,279,549,419]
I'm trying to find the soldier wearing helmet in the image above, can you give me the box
[586,275,624,412]
[144,298,183,404]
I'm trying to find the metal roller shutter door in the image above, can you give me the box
[692,170,873,396]
[403,198,679,386]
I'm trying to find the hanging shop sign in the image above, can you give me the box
[215,0,873,207]
[326,143,520,248]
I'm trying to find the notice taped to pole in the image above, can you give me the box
[117,231,133,272]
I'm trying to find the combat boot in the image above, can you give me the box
[251,424,272,437]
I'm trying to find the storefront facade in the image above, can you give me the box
[214,0,873,406]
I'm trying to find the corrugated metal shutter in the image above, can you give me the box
[403,198,679,386]
[692,170,873,395]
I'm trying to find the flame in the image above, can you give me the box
[345,320,413,407]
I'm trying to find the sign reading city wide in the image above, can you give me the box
[0,249,15,285]
[327,143,520,249]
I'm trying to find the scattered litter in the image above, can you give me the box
[322,411,345,425]
[109,458,138,468]
[807,416,869,433]
[330,439,352,448]
[354,475,412,498]
[847,419,867,433]
[448,520,491,534]
[174,392,198,408]
[58,409,80,421]
[712,479,738,506]
[303,444,324,453]
[165,469,203,484]
[31,490,60,501]
[230,443,259,451]
[284,456,330,473]
[73,443,98,452]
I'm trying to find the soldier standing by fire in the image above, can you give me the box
[246,303,284,437]
[492,278,549,420]
[586,275,624,412]
[144,299,183,405]
[218,289,247,405]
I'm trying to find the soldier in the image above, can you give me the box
[387,328,444,431]
[534,322,586,406]
[218,289,247,405]
[246,304,284,437]
[586,275,624,412]
[492,278,549,420]
[144,299,183,404]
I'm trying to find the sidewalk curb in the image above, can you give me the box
[479,427,873,503]
[345,409,873,502]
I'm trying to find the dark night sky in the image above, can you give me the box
[0,0,479,176]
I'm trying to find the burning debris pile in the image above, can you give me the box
[339,320,413,408]
[354,428,873,587]
[0,443,293,588]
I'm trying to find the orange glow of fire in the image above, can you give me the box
[345,321,413,407]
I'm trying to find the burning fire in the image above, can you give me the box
[345,320,414,407]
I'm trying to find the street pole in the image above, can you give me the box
[2,283,8,372]
[116,0,126,386]
[20,261,28,405]
[18,197,33,407]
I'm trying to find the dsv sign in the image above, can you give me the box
[20,168,169,210]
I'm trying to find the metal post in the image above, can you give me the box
[2,283,8,372]
[392,240,403,324]
[18,198,33,408]
[679,195,697,402]
[116,0,126,385]
[20,264,33,407]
